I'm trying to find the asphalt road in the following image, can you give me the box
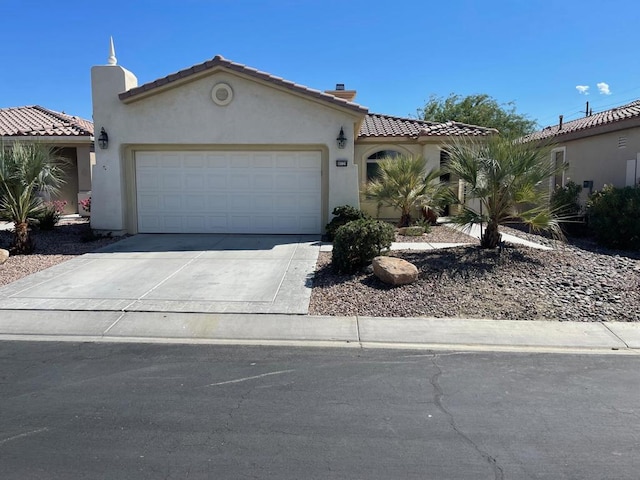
[0,342,638,479]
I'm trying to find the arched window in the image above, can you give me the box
[366,150,401,182]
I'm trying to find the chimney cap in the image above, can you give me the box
[336,83,345,91]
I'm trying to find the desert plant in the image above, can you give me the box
[444,136,563,248]
[365,154,449,227]
[325,205,370,241]
[587,185,640,250]
[36,200,67,230]
[0,141,64,253]
[332,219,395,274]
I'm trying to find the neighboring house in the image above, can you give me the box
[525,100,640,205]
[356,113,495,219]
[91,48,493,235]
[0,105,95,215]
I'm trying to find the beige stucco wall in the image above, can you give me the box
[354,140,445,221]
[91,65,364,234]
[553,126,640,205]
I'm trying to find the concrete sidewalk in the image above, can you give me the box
[0,310,638,353]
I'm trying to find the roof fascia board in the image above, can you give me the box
[0,136,93,144]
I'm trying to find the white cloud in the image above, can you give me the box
[576,85,590,95]
[597,82,611,95]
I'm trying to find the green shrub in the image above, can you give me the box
[325,205,370,241]
[587,185,640,250]
[36,200,67,230]
[399,225,425,236]
[551,181,582,217]
[332,219,395,273]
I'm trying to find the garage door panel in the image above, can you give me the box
[163,195,182,211]
[207,195,228,210]
[184,195,206,211]
[253,174,274,189]
[162,174,182,190]
[230,153,252,168]
[228,174,251,189]
[185,174,206,190]
[139,194,161,210]
[207,215,229,231]
[206,154,229,168]
[207,174,228,189]
[136,150,321,234]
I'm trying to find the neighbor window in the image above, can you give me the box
[366,150,401,182]
[553,149,566,188]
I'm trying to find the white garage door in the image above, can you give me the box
[135,150,322,234]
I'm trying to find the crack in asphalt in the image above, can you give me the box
[429,355,505,480]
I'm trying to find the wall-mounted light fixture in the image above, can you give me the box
[97,127,109,150]
[336,127,347,149]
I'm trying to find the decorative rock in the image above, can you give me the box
[0,248,9,265]
[372,256,419,286]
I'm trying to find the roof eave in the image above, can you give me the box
[119,59,368,117]
[0,135,93,144]
[529,116,640,144]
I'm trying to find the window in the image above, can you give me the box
[439,150,451,183]
[366,150,401,182]
[553,149,566,188]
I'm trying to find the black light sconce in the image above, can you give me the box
[336,127,347,149]
[97,127,109,150]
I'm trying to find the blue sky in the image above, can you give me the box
[2,0,639,130]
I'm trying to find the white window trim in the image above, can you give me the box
[550,146,567,191]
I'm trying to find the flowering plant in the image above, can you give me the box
[79,197,91,213]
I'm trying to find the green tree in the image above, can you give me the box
[418,93,536,137]
[365,154,449,227]
[0,142,64,254]
[444,135,562,248]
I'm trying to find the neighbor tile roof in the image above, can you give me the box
[359,113,496,138]
[525,100,640,141]
[0,105,94,137]
[119,55,369,115]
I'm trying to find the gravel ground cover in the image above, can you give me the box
[310,225,640,322]
[0,219,125,287]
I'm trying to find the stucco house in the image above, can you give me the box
[525,100,640,205]
[91,46,494,235]
[0,105,94,215]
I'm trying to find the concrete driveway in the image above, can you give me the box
[0,234,321,314]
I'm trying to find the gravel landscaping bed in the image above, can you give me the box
[310,227,640,322]
[395,224,477,244]
[0,219,125,287]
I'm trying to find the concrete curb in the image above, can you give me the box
[0,310,638,353]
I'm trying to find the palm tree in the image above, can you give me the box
[0,142,64,254]
[444,135,562,248]
[365,154,449,227]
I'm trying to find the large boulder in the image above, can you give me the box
[0,248,9,265]
[372,256,418,286]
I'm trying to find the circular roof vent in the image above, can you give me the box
[211,83,233,106]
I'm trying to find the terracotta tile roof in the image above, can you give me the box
[0,105,94,137]
[525,100,640,141]
[359,113,496,138]
[119,55,369,115]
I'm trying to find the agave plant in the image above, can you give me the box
[444,135,563,248]
[0,142,64,254]
[365,154,450,227]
